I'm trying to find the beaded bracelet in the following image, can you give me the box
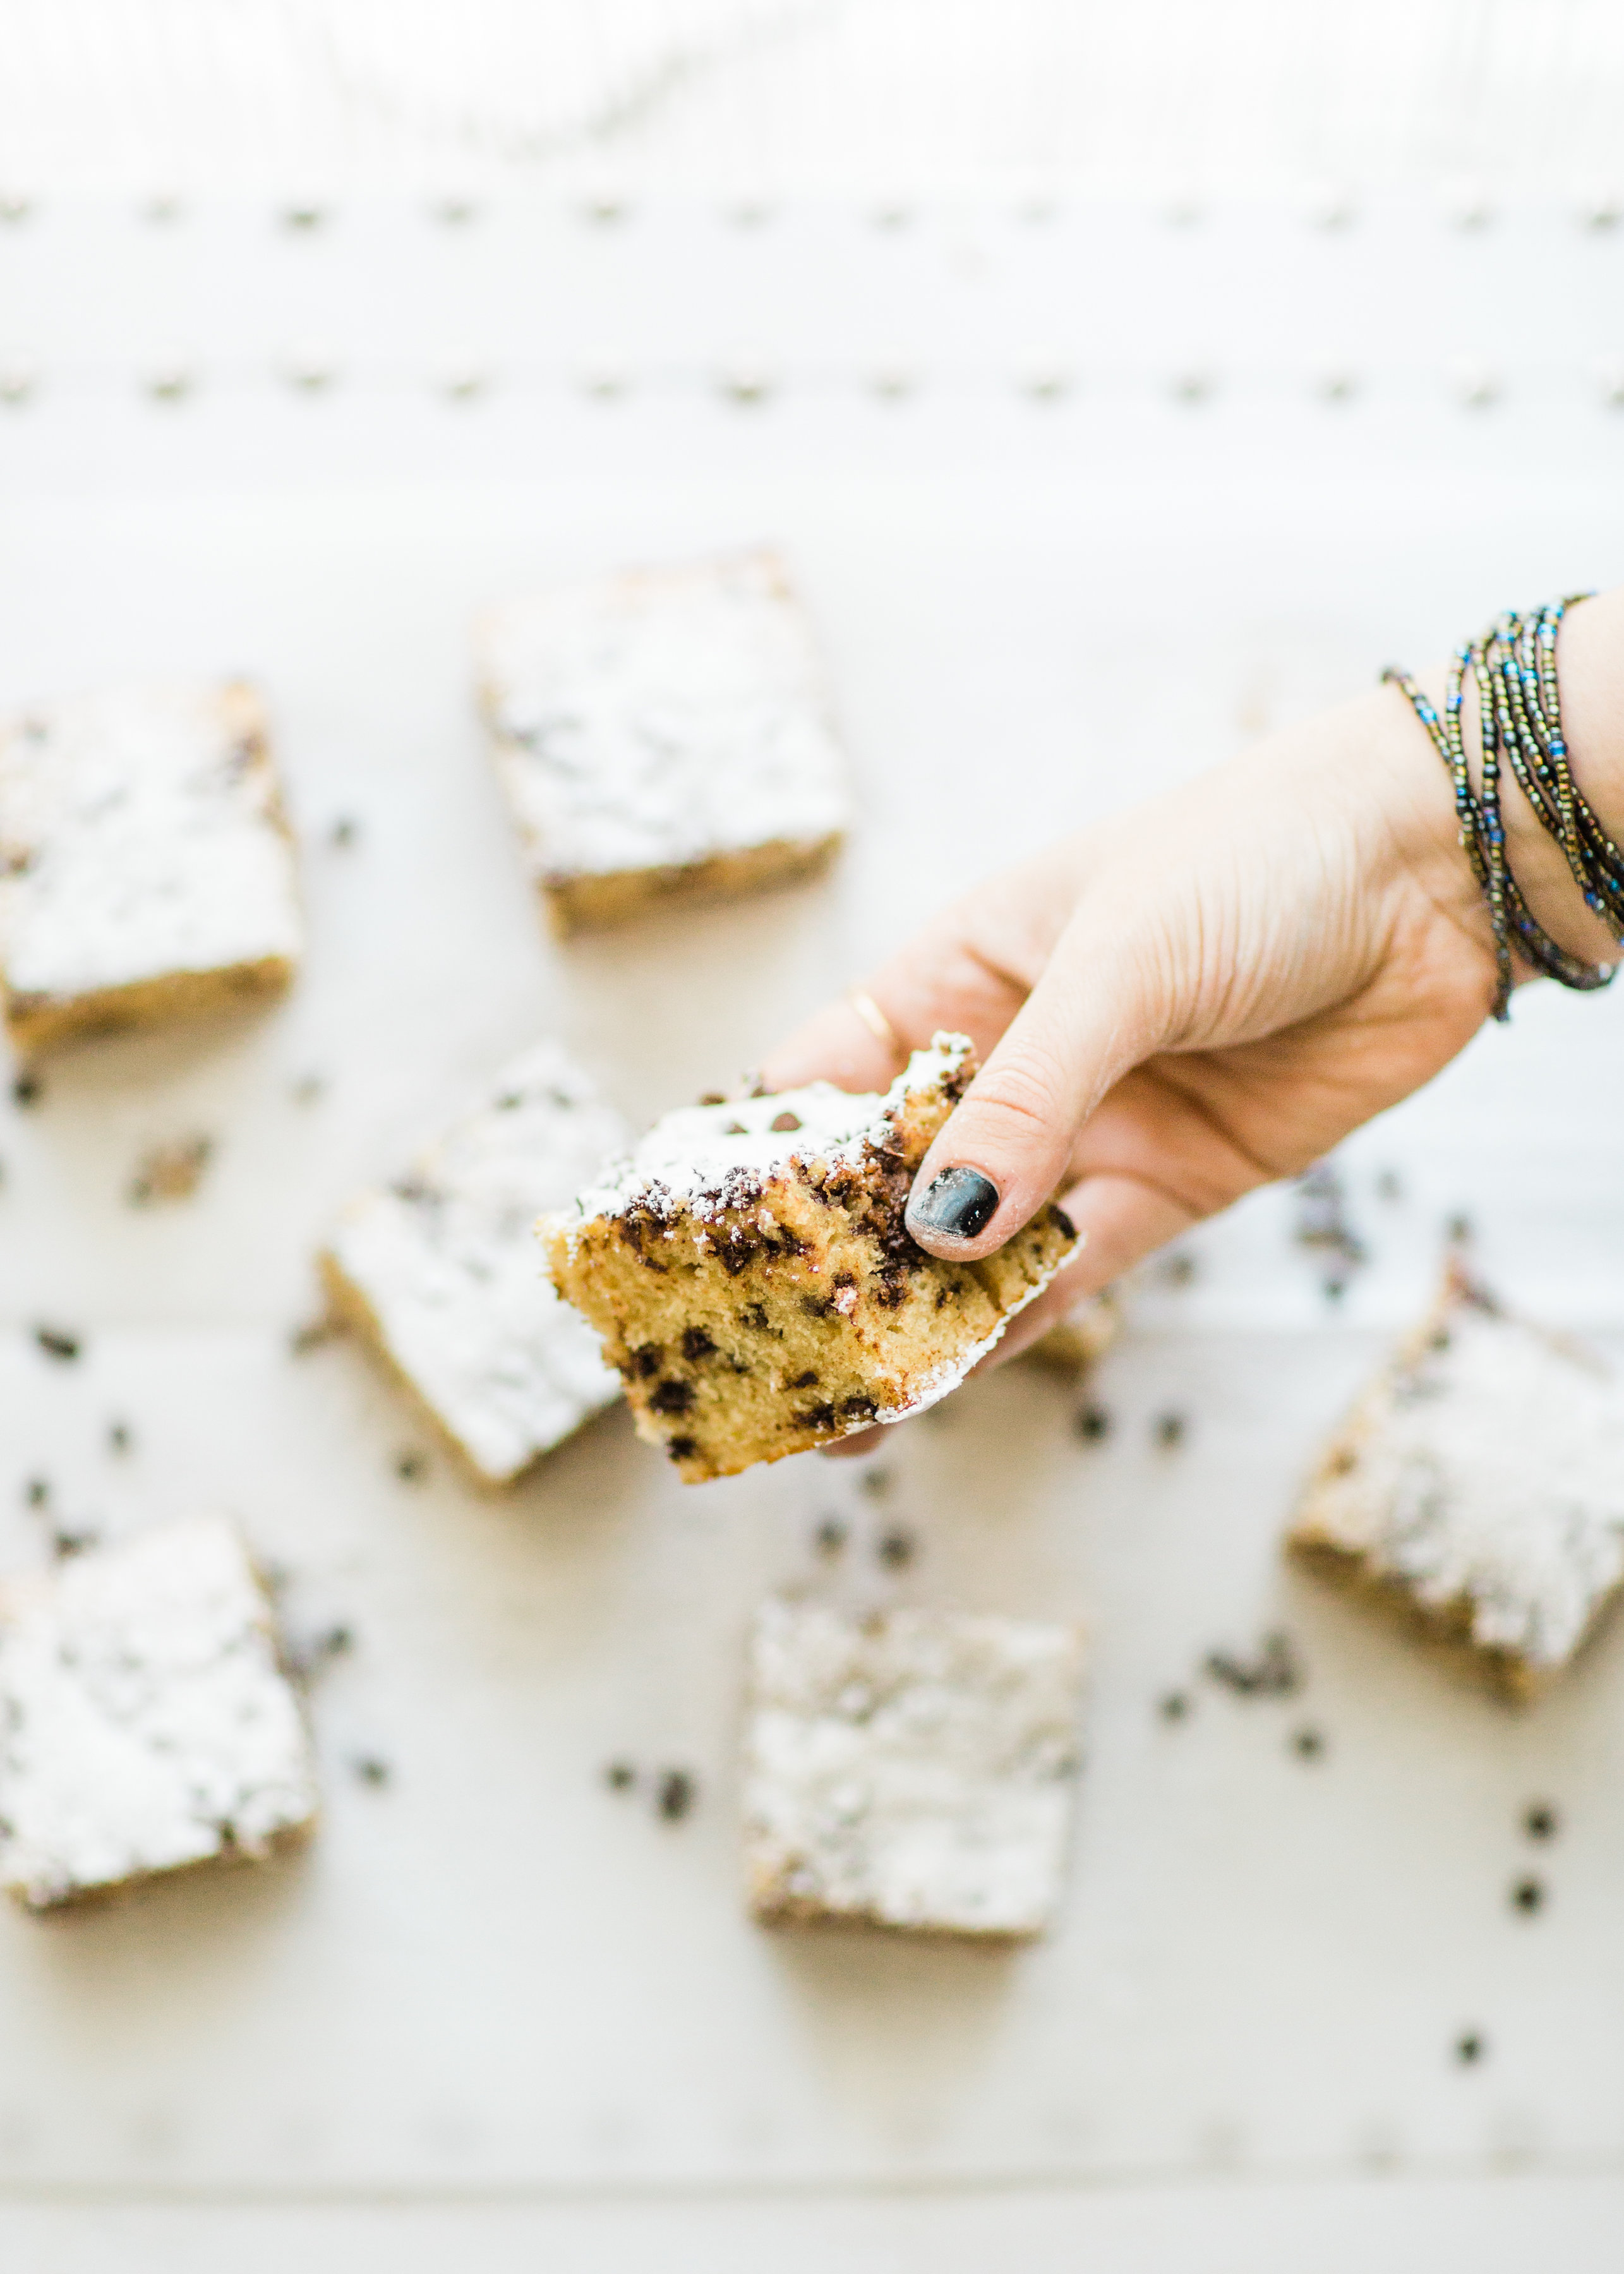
[1384,598,1621,1020]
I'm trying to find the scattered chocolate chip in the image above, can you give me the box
[1161,1251,1198,1287]
[604,1760,636,1791]
[316,1624,354,1658]
[680,1327,716,1362]
[1455,2031,1486,2066]
[1510,1876,1545,1916]
[876,1528,915,1569]
[697,1092,727,1107]
[1075,1404,1110,1442]
[107,1420,133,1455]
[814,1517,847,1556]
[1323,1277,1347,1304]
[1205,1630,1303,1698]
[858,1467,894,1499]
[23,1477,49,1508]
[395,1451,428,1483]
[1152,1411,1186,1449]
[51,1528,97,1560]
[841,1395,877,1421]
[1522,1802,1559,1842]
[11,1073,41,1108]
[788,1369,819,1389]
[630,1344,663,1378]
[665,1436,697,1462]
[770,1111,802,1133]
[1447,1213,1474,1244]
[351,1754,391,1786]
[656,1769,695,1821]
[126,1134,212,1207]
[1158,1691,1191,1723]
[1291,1726,1326,1760]
[33,1325,80,1363]
[329,815,360,849]
[649,1379,694,1416]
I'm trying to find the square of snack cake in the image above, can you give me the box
[1289,1276,1624,1699]
[0,680,301,1055]
[743,1599,1087,1939]
[477,550,851,933]
[0,1517,318,1910]
[541,1033,1076,1481]
[322,1039,629,1484]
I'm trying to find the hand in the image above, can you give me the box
[760,589,1624,1449]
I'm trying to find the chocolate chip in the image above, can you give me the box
[858,1468,894,1498]
[11,1073,41,1108]
[680,1327,716,1361]
[770,1111,802,1133]
[1162,1251,1197,1286]
[1158,1691,1191,1722]
[789,1369,819,1388]
[742,1304,770,1333]
[1291,1726,1325,1760]
[814,1517,847,1556]
[1511,1876,1545,1916]
[23,1477,48,1508]
[876,1529,915,1568]
[51,1529,96,1560]
[665,1436,697,1461]
[107,1421,133,1455]
[1376,1169,1404,1203]
[1075,1404,1110,1442]
[656,1769,695,1821]
[1152,1411,1186,1449]
[316,1624,355,1658]
[395,1450,428,1483]
[630,1344,663,1378]
[330,815,360,848]
[1455,2031,1486,2065]
[649,1378,694,1416]
[1205,1632,1303,1698]
[841,1395,877,1421]
[1447,1213,1474,1243]
[33,1325,80,1363]
[1522,1802,1558,1842]
[698,1092,727,1107]
[351,1754,391,1786]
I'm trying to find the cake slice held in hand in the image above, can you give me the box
[1288,1270,1624,1699]
[539,1033,1078,1481]
[0,680,301,1056]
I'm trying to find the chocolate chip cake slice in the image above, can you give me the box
[743,1599,1087,1939]
[1288,1274,1624,1700]
[0,680,301,1055]
[539,1033,1077,1481]
[0,1517,319,1910]
[321,1040,628,1485]
[477,549,851,934]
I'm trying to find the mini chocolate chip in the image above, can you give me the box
[51,1529,97,1560]
[1447,1213,1474,1243]
[33,1326,80,1363]
[814,1517,847,1556]
[680,1327,716,1362]
[789,1369,819,1388]
[107,1421,133,1455]
[665,1436,697,1461]
[743,1304,769,1332]
[876,1529,915,1568]
[1162,1251,1197,1286]
[630,1344,663,1378]
[604,1760,636,1791]
[649,1378,694,1416]
[1455,2031,1486,2065]
[1511,1876,1545,1916]
[1158,1691,1191,1722]
[395,1450,428,1483]
[698,1092,727,1107]
[1153,1411,1186,1448]
[656,1769,695,1821]
[317,1624,355,1658]
[11,1074,41,1108]
[1075,1405,1110,1442]
[1291,1726,1325,1760]
[770,1111,802,1133]
[352,1755,391,1786]
[288,1316,337,1356]
[858,1468,894,1498]
[330,815,360,848]
[1522,1802,1558,1842]
[841,1395,877,1421]
[23,1477,48,1508]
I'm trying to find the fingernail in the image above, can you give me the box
[908,1165,1000,1242]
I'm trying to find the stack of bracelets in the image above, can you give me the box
[1385,595,1624,1021]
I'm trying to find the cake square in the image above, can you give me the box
[1287,1277,1624,1699]
[477,549,851,933]
[0,1517,318,1910]
[540,1033,1077,1482]
[0,680,302,1056]
[743,1599,1087,1939]
[322,1039,629,1484]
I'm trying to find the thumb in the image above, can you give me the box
[905,917,1167,1260]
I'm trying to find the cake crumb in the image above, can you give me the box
[1204,1631,1302,1697]
[32,1326,80,1364]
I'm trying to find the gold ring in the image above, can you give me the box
[848,989,903,1059]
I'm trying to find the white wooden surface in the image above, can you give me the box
[0,196,1622,2268]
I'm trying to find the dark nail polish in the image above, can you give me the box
[910,1165,1000,1241]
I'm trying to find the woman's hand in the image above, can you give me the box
[759,589,1624,1443]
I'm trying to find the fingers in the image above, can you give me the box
[968,1172,1195,1371]
[905,914,1163,1260]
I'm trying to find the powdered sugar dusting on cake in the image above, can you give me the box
[1302,1298,1624,1669]
[0,680,302,1002]
[560,1034,973,1237]
[478,550,851,882]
